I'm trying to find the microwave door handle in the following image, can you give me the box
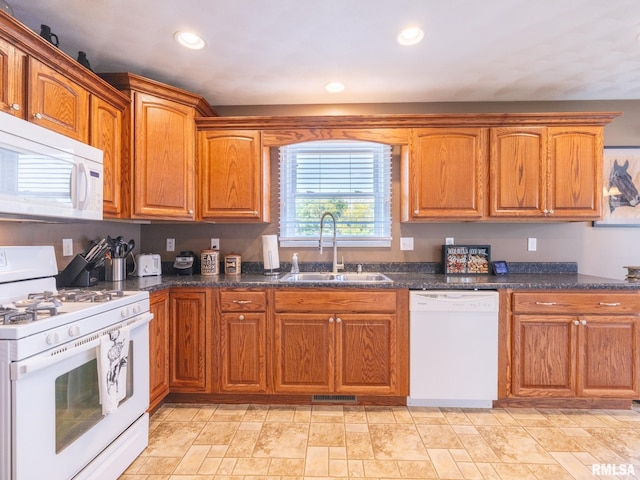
[76,162,91,210]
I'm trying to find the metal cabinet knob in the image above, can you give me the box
[33,112,43,119]
[336,317,342,323]
[10,103,20,111]
[329,317,334,323]
[188,209,194,214]
[238,314,245,320]
[581,319,587,325]
[573,320,579,325]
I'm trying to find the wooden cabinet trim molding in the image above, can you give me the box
[196,112,621,130]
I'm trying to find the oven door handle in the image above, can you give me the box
[10,312,152,381]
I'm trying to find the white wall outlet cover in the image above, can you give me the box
[400,237,414,251]
[210,238,220,250]
[62,238,73,256]
[166,238,175,252]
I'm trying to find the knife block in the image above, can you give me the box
[57,255,99,288]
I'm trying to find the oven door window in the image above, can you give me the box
[55,343,134,452]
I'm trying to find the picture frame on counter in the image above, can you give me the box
[593,147,640,227]
[442,245,491,274]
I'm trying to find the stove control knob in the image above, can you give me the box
[133,304,141,314]
[68,325,81,337]
[46,332,60,345]
[121,308,130,318]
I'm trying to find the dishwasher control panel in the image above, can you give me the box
[410,290,498,312]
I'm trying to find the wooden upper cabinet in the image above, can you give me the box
[198,130,269,222]
[404,127,487,221]
[548,126,602,219]
[133,92,196,219]
[0,37,25,117]
[489,127,546,217]
[27,57,89,142]
[100,72,217,220]
[90,96,123,217]
[490,126,603,220]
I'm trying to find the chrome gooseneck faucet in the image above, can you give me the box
[319,211,344,274]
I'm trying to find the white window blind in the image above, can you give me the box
[279,140,392,247]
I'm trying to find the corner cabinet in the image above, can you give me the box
[510,291,640,401]
[100,72,217,220]
[403,127,487,221]
[198,130,269,222]
[489,126,602,219]
[272,289,408,396]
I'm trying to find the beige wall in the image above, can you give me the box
[2,99,639,279]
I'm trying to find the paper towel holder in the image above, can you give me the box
[263,250,280,276]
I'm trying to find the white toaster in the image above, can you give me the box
[134,253,162,277]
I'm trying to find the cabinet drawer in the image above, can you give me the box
[220,290,267,312]
[512,292,640,314]
[274,289,396,313]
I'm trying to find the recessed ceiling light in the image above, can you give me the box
[325,82,345,93]
[397,27,424,46]
[174,31,206,50]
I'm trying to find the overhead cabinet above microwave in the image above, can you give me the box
[0,111,104,221]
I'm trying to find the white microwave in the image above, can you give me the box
[0,111,103,221]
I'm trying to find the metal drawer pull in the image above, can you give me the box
[599,302,621,306]
[233,300,253,304]
[535,301,557,306]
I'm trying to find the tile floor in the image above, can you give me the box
[120,402,640,480]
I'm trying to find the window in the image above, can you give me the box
[279,140,392,247]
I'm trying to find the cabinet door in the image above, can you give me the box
[578,316,640,398]
[90,96,123,217]
[335,314,397,394]
[27,57,89,142]
[149,290,170,410]
[219,312,267,392]
[406,128,487,220]
[489,127,546,217]
[0,37,25,117]
[133,92,195,219]
[169,290,210,392]
[548,126,602,218]
[274,313,334,393]
[512,315,577,397]
[198,130,268,222]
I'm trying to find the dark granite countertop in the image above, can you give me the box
[103,268,638,292]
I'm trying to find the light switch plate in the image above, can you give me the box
[400,237,414,251]
[527,237,537,251]
[62,238,73,256]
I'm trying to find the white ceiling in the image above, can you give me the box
[9,0,640,107]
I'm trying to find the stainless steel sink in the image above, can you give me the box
[279,272,393,283]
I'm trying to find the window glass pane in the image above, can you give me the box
[279,140,391,245]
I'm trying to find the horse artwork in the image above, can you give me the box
[596,148,640,226]
[608,159,640,213]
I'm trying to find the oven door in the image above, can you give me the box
[9,313,150,480]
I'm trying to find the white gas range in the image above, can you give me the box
[0,246,152,480]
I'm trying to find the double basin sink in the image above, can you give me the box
[279,272,393,284]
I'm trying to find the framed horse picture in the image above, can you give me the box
[593,147,640,227]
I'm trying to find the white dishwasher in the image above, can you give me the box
[408,290,499,408]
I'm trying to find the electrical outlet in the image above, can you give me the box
[527,237,537,251]
[62,238,73,256]
[400,237,414,251]
[166,238,175,252]
[445,237,454,245]
[210,238,220,250]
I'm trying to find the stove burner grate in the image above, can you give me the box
[0,308,38,325]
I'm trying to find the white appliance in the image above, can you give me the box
[408,290,499,408]
[0,246,151,480]
[134,254,162,277]
[0,111,104,221]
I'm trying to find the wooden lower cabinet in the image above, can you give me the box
[273,289,407,397]
[510,291,640,402]
[217,289,268,393]
[169,289,211,393]
[149,290,170,410]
